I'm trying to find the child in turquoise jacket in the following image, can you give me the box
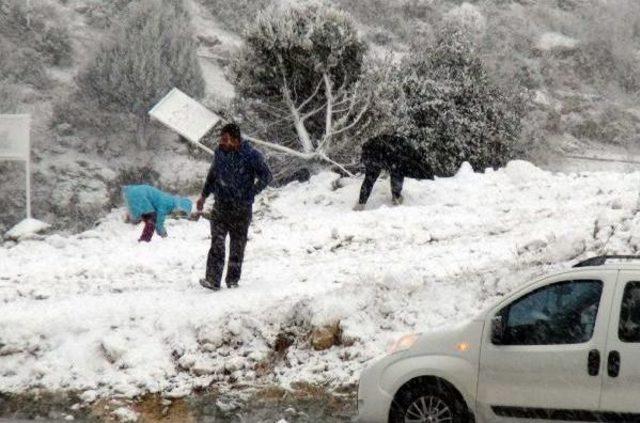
[123,185,193,242]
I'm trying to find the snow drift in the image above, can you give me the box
[5,218,50,241]
[1,161,640,401]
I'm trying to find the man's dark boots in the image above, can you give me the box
[200,278,220,291]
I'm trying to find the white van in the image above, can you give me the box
[356,256,640,423]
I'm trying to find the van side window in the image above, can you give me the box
[496,280,603,345]
[619,282,640,342]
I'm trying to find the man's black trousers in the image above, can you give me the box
[206,202,252,287]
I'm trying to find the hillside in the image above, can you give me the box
[0,0,236,234]
[2,162,640,420]
[1,0,640,236]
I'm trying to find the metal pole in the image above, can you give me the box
[26,159,31,219]
[192,140,214,156]
[25,116,31,219]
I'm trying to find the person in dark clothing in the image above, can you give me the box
[197,123,272,291]
[354,134,435,210]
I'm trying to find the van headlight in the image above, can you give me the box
[388,333,419,354]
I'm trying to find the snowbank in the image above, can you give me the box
[1,161,640,399]
[5,218,51,241]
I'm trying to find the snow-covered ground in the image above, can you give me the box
[2,161,640,403]
[5,219,50,241]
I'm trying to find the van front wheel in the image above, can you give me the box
[389,382,467,423]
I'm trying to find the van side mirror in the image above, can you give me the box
[491,314,505,345]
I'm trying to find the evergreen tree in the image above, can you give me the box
[231,3,376,171]
[398,22,522,176]
[78,0,205,148]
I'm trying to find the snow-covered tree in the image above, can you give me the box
[78,0,204,148]
[231,3,382,174]
[330,56,406,167]
[398,22,523,175]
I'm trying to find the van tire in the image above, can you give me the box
[389,380,468,423]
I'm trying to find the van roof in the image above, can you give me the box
[573,255,640,269]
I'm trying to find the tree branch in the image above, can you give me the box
[244,135,355,177]
[258,105,289,120]
[244,135,315,159]
[301,103,326,120]
[331,105,352,115]
[331,94,371,137]
[334,81,361,129]
[255,99,290,117]
[297,79,323,112]
[277,54,314,153]
[333,77,349,101]
[317,152,355,177]
[321,72,333,153]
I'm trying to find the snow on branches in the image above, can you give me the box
[231,3,387,175]
[396,17,523,176]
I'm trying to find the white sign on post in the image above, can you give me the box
[148,88,220,155]
[0,114,30,160]
[0,114,32,218]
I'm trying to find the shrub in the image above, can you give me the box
[35,24,73,66]
[201,0,270,33]
[51,92,131,139]
[77,0,205,148]
[0,0,73,66]
[0,40,49,87]
[398,22,524,175]
[82,0,133,29]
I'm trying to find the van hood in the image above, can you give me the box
[411,319,486,358]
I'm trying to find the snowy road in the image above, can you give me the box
[2,161,640,403]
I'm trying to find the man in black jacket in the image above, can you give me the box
[354,135,434,210]
[197,123,272,291]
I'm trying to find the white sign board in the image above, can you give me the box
[0,114,30,160]
[149,88,220,144]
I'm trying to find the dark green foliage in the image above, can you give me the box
[231,3,367,150]
[400,26,523,176]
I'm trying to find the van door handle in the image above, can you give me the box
[588,349,600,376]
[608,351,621,378]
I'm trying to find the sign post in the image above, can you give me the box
[0,114,31,219]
